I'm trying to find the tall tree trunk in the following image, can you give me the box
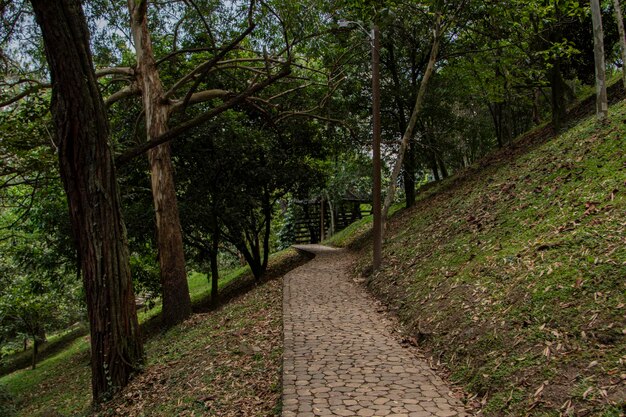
[592,0,609,119]
[550,4,568,129]
[31,0,143,402]
[128,0,192,327]
[614,0,626,89]
[382,14,442,225]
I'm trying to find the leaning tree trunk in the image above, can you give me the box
[403,142,417,208]
[382,14,442,225]
[613,0,626,89]
[128,0,192,327]
[387,35,415,208]
[31,0,143,402]
[591,0,609,119]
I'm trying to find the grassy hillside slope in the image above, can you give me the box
[343,101,626,416]
[0,248,308,416]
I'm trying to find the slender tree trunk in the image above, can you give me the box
[36,326,46,344]
[438,155,449,179]
[31,0,143,402]
[426,130,441,181]
[403,142,417,207]
[209,249,219,305]
[387,35,416,208]
[31,331,39,370]
[127,0,192,327]
[550,4,568,129]
[532,88,542,125]
[210,212,220,305]
[261,188,272,274]
[238,243,263,279]
[592,0,609,119]
[614,0,626,90]
[325,191,335,236]
[550,60,567,129]
[320,195,325,242]
[430,157,440,181]
[382,14,442,225]
[32,324,45,368]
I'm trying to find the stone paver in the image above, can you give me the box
[282,245,470,417]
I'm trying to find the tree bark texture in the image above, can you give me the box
[613,0,626,90]
[382,14,442,225]
[31,0,143,402]
[591,0,609,119]
[128,0,192,327]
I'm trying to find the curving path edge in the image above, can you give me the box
[282,245,470,417]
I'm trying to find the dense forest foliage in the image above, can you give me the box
[0,0,624,411]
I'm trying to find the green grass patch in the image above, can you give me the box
[0,247,305,416]
[348,92,626,415]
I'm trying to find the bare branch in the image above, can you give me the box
[169,88,231,112]
[95,67,134,77]
[105,83,140,107]
[266,82,313,101]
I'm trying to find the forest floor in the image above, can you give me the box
[0,248,310,416]
[328,91,626,416]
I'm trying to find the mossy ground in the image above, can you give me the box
[338,101,626,415]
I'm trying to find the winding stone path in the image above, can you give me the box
[282,245,470,417]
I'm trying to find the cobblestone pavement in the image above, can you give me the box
[282,245,470,417]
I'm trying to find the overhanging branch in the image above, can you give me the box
[116,66,291,166]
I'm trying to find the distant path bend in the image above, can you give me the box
[282,244,470,417]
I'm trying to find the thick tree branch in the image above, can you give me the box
[116,66,291,165]
[169,89,232,112]
[105,83,140,107]
[95,67,134,77]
